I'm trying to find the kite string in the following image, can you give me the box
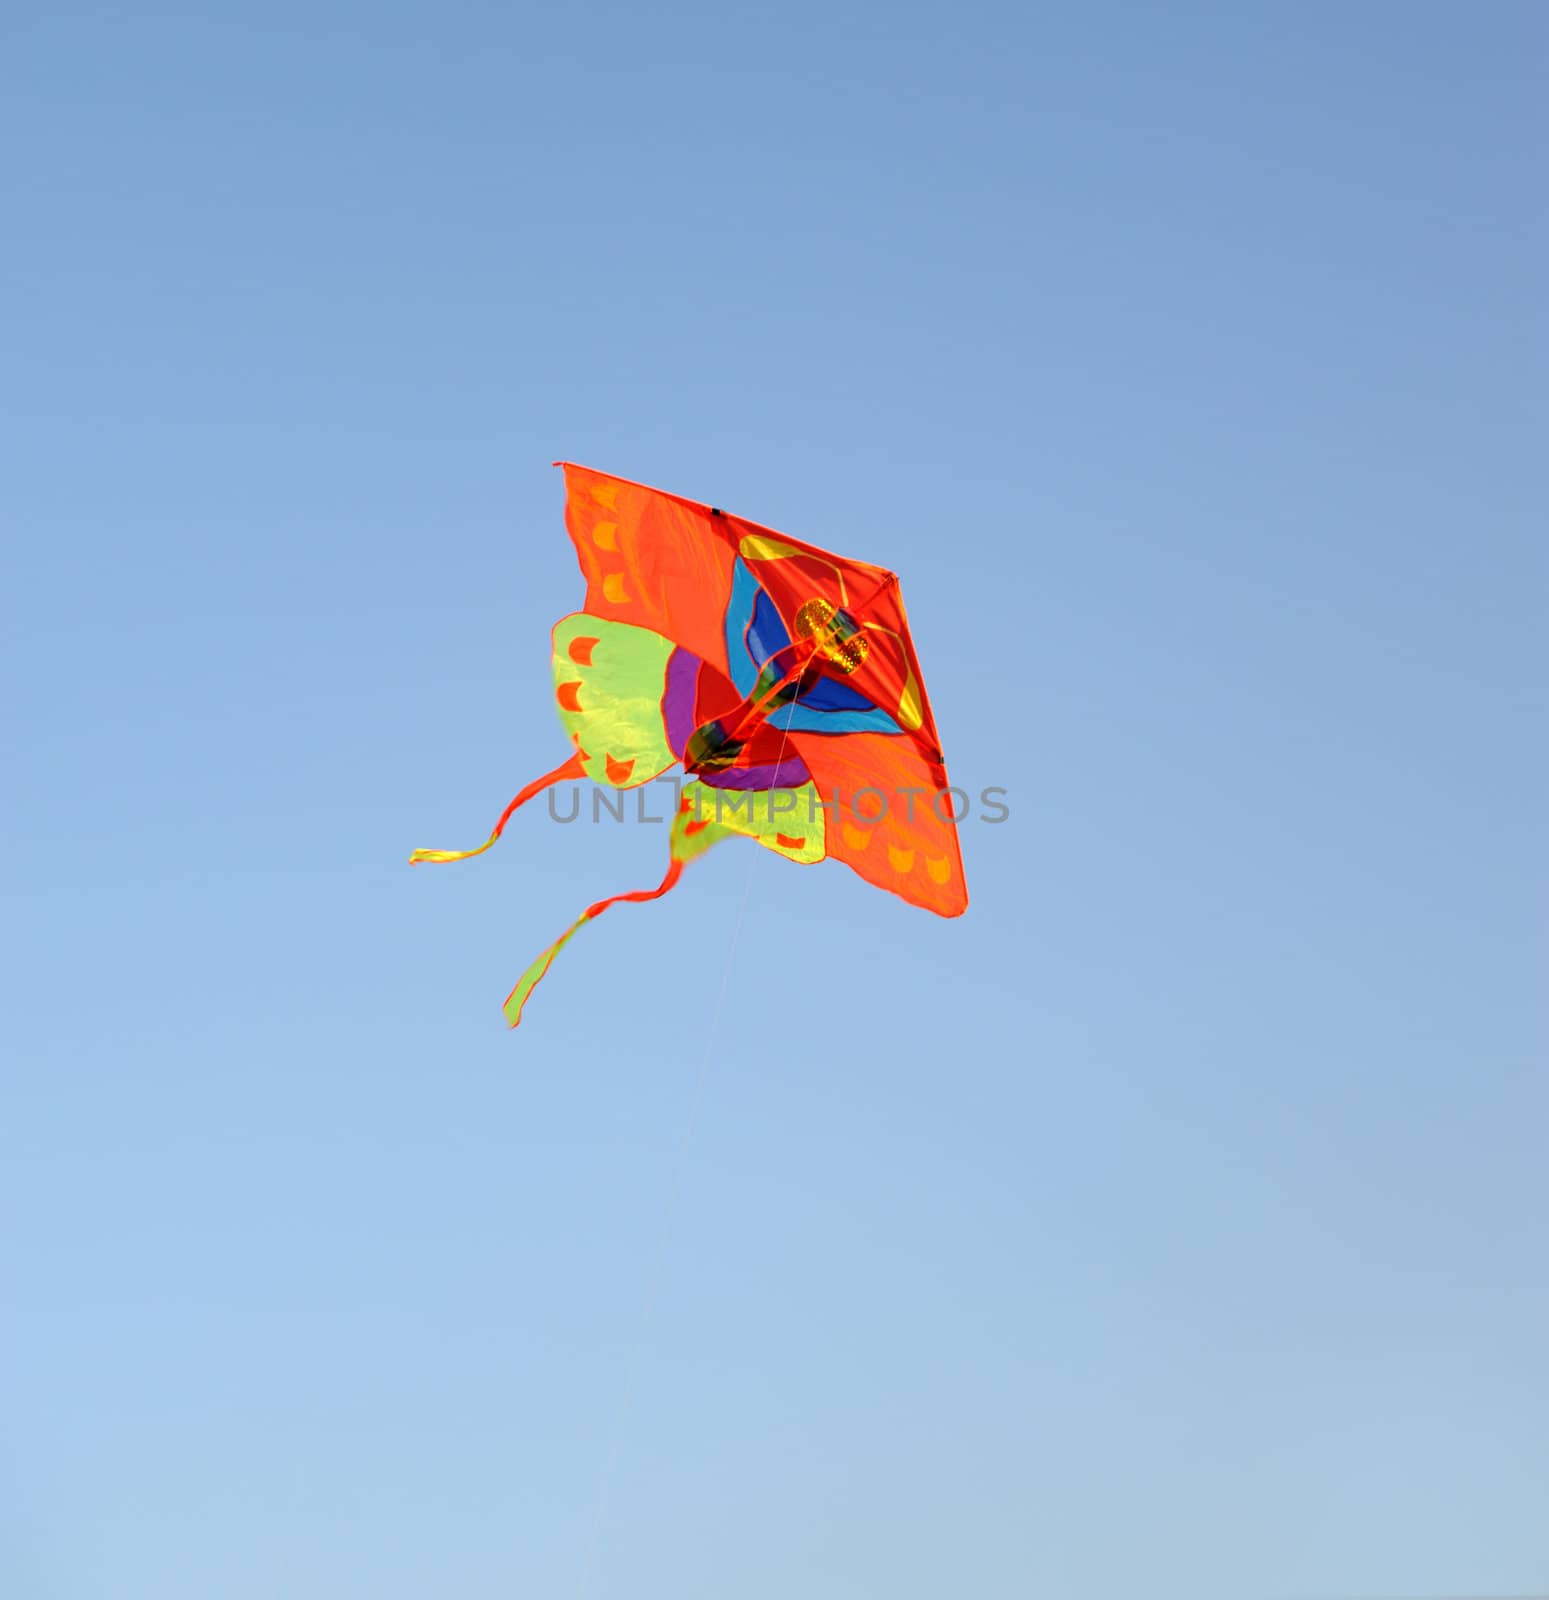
[574,711,799,1599]
[573,840,759,1598]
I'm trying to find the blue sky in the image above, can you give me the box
[3,4,1544,1597]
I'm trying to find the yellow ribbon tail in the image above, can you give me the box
[503,853,689,1028]
[408,751,586,866]
[409,841,496,866]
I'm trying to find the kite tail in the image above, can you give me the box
[501,802,726,1028]
[408,752,586,865]
[502,858,687,1028]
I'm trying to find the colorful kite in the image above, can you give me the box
[411,464,967,1025]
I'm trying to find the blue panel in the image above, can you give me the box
[748,586,791,669]
[722,558,760,696]
[768,702,904,736]
[721,556,903,737]
[795,673,877,712]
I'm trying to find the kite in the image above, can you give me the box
[411,464,968,1025]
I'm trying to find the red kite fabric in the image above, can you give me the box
[412,463,967,1025]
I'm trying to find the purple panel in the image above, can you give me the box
[700,755,811,791]
[662,647,701,756]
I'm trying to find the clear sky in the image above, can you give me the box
[3,4,1544,1597]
